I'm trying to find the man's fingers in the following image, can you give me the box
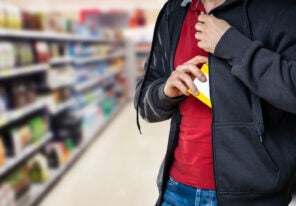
[177,72,198,96]
[195,31,202,40]
[198,13,211,23]
[185,56,208,65]
[195,22,204,31]
[174,79,190,96]
[176,64,207,82]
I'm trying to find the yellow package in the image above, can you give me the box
[188,63,212,108]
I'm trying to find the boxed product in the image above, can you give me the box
[28,116,47,143]
[9,125,33,156]
[188,64,212,108]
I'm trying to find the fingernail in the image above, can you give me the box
[202,76,206,81]
[194,90,198,96]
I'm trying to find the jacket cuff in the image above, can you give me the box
[214,27,253,65]
[150,79,185,111]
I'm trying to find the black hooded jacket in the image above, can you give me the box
[135,0,296,205]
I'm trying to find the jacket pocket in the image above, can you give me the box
[213,123,279,194]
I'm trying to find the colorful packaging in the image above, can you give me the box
[29,154,49,183]
[28,117,45,143]
[188,64,212,108]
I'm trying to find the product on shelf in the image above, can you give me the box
[0,42,15,70]
[28,116,47,143]
[52,113,82,147]
[3,115,48,157]
[46,66,75,89]
[3,3,22,29]
[0,184,15,206]
[49,42,68,59]
[0,2,5,28]
[26,80,37,103]
[14,42,34,67]
[65,139,74,153]
[53,88,70,104]
[8,125,33,156]
[34,41,50,64]
[0,85,8,114]
[101,98,115,117]
[29,154,49,183]
[0,137,6,166]
[43,143,62,169]
[8,78,37,109]
[60,142,71,162]
[9,80,29,109]
[1,164,31,198]
[44,142,69,166]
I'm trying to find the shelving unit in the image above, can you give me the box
[135,42,151,80]
[0,29,116,43]
[0,132,53,177]
[0,99,47,128]
[16,101,128,206]
[0,64,49,79]
[50,56,74,65]
[73,50,125,65]
[48,99,75,115]
[0,25,131,205]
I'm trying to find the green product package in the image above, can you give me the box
[28,117,45,143]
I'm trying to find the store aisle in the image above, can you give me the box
[39,101,296,206]
[40,102,170,206]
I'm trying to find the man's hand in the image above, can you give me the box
[195,14,231,53]
[164,56,208,98]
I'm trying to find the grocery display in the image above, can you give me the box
[0,2,135,206]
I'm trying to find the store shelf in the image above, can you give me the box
[0,29,113,43]
[74,70,119,92]
[75,97,104,118]
[74,78,100,92]
[0,100,47,129]
[17,100,129,206]
[49,99,74,115]
[50,56,74,65]
[47,80,75,90]
[0,64,49,80]
[0,132,53,177]
[73,50,125,65]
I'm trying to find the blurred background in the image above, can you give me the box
[0,0,295,206]
[0,0,172,205]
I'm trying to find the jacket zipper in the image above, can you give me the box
[208,54,221,204]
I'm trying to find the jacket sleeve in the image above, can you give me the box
[134,3,185,123]
[214,9,296,114]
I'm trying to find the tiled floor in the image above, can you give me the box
[40,102,296,206]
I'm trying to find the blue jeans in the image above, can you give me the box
[162,177,218,206]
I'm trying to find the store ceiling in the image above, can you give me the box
[10,0,167,11]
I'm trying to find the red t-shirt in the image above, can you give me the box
[169,0,216,190]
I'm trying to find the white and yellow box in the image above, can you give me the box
[188,63,212,108]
